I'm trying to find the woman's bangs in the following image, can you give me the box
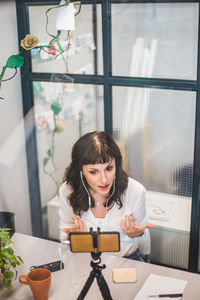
[82,146,113,165]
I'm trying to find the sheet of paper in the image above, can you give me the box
[56,2,76,30]
[134,273,187,300]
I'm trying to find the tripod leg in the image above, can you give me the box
[96,273,113,300]
[77,271,95,300]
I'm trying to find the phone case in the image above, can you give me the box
[30,260,64,272]
[112,268,137,283]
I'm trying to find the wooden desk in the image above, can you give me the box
[0,233,199,300]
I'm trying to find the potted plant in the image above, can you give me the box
[0,228,23,290]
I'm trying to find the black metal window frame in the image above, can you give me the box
[16,0,200,273]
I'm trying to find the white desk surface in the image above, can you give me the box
[1,233,199,300]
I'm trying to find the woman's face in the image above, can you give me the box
[82,158,116,196]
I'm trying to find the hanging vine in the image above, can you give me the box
[0,0,81,98]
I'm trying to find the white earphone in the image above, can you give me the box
[80,170,116,209]
[80,171,91,207]
[105,175,116,209]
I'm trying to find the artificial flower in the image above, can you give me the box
[36,115,46,129]
[21,34,39,50]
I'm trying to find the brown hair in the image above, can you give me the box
[63,131,128,215]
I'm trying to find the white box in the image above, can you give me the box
[146,191,191,269]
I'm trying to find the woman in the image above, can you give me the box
[59,131,154,261]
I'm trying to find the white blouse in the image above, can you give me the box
[58,177,151,257]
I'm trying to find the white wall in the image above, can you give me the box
[0,0,32,235]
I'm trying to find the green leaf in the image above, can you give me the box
[9,256,19,264]
[4,270,14,279]
[2,237,11,247]
[17,256,24,264]
[2,249,11,258]
[6,247,14,255]
[6,55,24,69]
[51,101,62,116]
[11,263,16,268]
[47,149,52,157]
[0,231,11,247]
[14,260,20,266]
[43,157,50,167]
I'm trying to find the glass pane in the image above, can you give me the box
[113,86,196,269]
[29,4,102,75]
[33,81,104,239]
[112,3,198,80]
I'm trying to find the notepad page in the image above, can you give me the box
[134,273,187,300]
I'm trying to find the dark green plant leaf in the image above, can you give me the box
[0,232,10,239]
[17,256,24,264]
[0,231,11,247]
[51,101,61,115]
[3,237,11,247]
[47,149,52,157]
[2,249,12,258]
[6,55,24,69]
[43,157,50,167]
[14,259,20,265]
[11,263,16,268]
[9,255,19,263]
[0,228,23,291]
[6,247,14,255]
[4,270,14,279]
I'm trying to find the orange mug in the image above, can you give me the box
[19,268,51,300]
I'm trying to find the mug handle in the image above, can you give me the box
[19,275,29,285]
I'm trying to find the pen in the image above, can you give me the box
[149,294,183,298]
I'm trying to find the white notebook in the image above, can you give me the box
[134,273,187,300]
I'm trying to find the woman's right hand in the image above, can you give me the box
[61,215,87,239]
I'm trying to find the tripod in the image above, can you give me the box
[77,252,113,300]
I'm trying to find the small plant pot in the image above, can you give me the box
[0,212,15,237]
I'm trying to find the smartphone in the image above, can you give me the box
[30,260,64,272]
[69,231,120,253]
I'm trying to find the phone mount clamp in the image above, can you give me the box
[77,228,113,300]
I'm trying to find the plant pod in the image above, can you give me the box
[51,101,62,116]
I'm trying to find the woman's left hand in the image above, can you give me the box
[121,215,155,238]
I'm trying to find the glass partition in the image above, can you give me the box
[113,86,196,269]
[33,81,104,238]
[29,4,103,75]
[15,0,200,272]
[112,3,198,80]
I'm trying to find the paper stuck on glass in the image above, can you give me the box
[56,1,76,30]
[134,273,187,300]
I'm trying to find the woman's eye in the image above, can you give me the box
[89,170,96,175]
[106,166,113,171]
